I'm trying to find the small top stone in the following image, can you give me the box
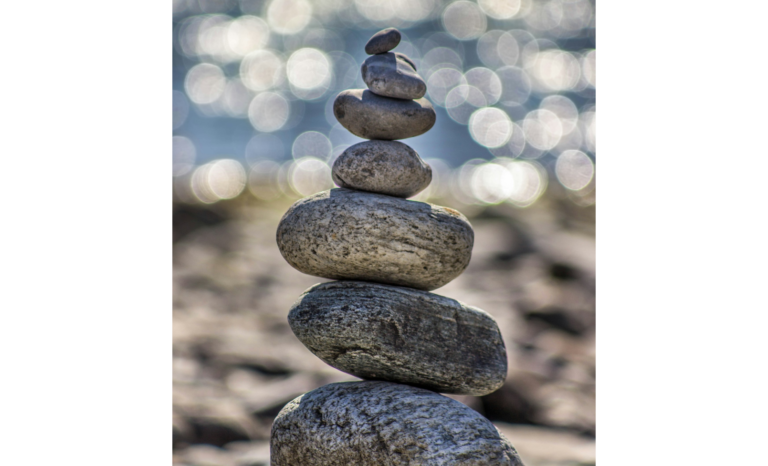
[365,27,401,55]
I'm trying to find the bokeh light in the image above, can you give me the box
[184,63,226,105]
[286,48,333,100]
[240,50,284,91]
[478,0,522,20]
[191,159,247,203]
[292,131,332,161]
[172,136,196,177]
[556,150,594,190]
[469,107,513,149]
[267,0,313,35]
[523,109,563,150]
[442,1,487,41]
[248,92,290,132]
[289,157,333,196]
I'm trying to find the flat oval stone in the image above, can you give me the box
[276,188,473,291]
[289,281,508,395]
[332,140,431,198]
[333,89,436,140]
[362,52,426,100]
[365,27,401,55]
[271,381,524,466]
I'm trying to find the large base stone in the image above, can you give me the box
[276,188,474,291]
[270,381,524,466]
[289,281,507,395]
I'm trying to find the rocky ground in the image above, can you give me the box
[173,192,595,466]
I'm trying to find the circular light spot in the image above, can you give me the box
[446,85,487,125]
[529,49,581,92]
[227,15,270,56]
[248,160,283,201]
[500,159,547,207]
[240,50,284,91]
[556,150,594,191]
[207,159,247,199]
[289,157,333,196]
[523,109,562,150]
[469,108,513,149]
[478,0,522,19]
[427,67,467,107]
[496,66,532,105]
[172,90,190,130]
[172,136,196,177]
[489,122,526,158]
[464,67,502,105]
[471,163,514,204]
[184,63,226,105]
[539,95,579,134]
[421,47,463,78]
[442,1,487,41]
[497,31,522,66]
[246,133,285,166]
[476,30,505,68]
[582,49,596,88]
[287,48,332,99]
[222,78,254,118]
[267,0,313,35]
[248,92,290,132]
[292,131,332,161]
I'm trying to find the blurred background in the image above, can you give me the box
[172,0,595,464]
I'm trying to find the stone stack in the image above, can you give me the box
[271,28,524,465]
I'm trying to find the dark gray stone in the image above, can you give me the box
[333,89,436,140]
[365,27,401,55]
[276,188,473,291]
[288,281,508,395]
[362,52,426,100]
[332,140,431,198]
[271,381,524,466]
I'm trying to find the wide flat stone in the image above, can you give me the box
[271,381,524,466]
[362,52,426,100]
[289,281,508,395]
[365,27,401,55]
[332,140,431,198]
[276,188,473,291]
[333,89,436,140]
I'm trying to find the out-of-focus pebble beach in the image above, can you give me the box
[173,188,595,466]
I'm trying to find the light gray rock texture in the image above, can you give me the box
[362,52,427,100]
[365,27,401,55]
[332,140,432,198]
[333,89,436,140]
[271,381,524,466]
[276,188,474,291]
[288,281,507,395]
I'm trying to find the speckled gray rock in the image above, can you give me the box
[362,52,426,100]
[333,89,436,140]
[276,188,473,291]
[289,281,507,395]
[332,140,431,198]
[365,27,401,55]
[271,381,524,466]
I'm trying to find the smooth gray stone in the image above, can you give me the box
[365,27,401,55]
[271,381,524,466]
[362,52,427,100]
[333,89,436,140]
[332,140,431,198]
[276,188,473,291]
[288,281,508,395]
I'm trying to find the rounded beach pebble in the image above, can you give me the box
[362,52,427,100]
[365,27,401,55]
[271,381,524,466]
[276,188,473,291]
[333,89,436,140]
[332,140,432,198]
[288,281,508,395]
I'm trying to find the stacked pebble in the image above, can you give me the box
[272,28,524,466]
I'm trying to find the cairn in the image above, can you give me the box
[271,27,524,465]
